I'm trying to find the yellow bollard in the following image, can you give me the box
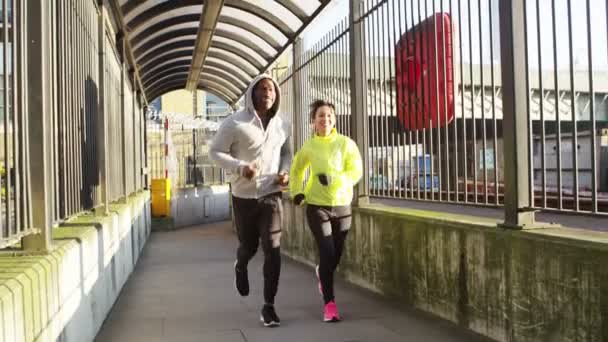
[151,178,171,217]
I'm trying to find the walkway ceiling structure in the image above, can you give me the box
[115,0,331,106]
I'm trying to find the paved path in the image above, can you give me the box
[96,221,492,342]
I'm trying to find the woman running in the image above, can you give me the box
[289,99,363,322]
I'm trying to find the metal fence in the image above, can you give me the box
[0,0,33,248]
[279,0,607,216]
[146,121,225,189]
[1,0,148,250]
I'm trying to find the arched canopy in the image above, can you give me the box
[118,0,331,104]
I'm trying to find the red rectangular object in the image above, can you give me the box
[395,13,454,131]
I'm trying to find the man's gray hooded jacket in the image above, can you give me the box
[209,74,292,199]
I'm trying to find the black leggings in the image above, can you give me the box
[306,204,351,304]
[232,193,283,304]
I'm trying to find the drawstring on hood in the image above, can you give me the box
[244,74,282,119]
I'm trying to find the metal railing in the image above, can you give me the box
[278,0,607,216]
[0,0,34,248]
[1,0,148,250]
[146,121,226,189]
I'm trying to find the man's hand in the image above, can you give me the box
[293,193,305,205]
[276,171,289,186]
[241,163,258,180]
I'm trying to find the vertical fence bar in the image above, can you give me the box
[585,0,597,213]
[293,38,303,151]
[350,0,370,204]
[23,0,54,251]
[456,0,464,202]
[2,0,9,234]
[440,0,449,202]
[499,0,535,228]
[467,0,476,203]
[566,0,579,211]
[535,0,547,208]
[97,0,109,213]
[11,0,21,232]
[489,0,499,205]
[551,0,562,210]
[478,0,487,204]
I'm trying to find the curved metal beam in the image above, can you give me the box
[148,79,239,106]
[207,49,258,78]
[141,58,192,79]
[131,14,200,47]
[133,28,198,56]
[275,0,308,21]
[121,0,148,16]
[136,40,196,63]
[199,85,237,105]
[208,41,264,70]
[146,77,188,98]
[143,66,190,88]
[198,72,243,96]
[139,49,194,70]
[201,66,248,89]
[145,72,240,102]
[218,15,282,50]
[213,27,275,60]
[131,15,278,58]
[141,54,254,89]
[148,83,236,107]
[205,59,251,85]
[223,0,294,38]
[125,0,202,32]
[198,81,239,102]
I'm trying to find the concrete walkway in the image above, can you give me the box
[95,221,492,342]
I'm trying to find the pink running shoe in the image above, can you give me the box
[323,301,341,322]
[315,265,323,295]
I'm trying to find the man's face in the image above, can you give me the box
[252,79,276,114]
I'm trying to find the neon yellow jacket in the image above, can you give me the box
[289,128,363,206]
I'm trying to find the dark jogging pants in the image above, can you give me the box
[306,204,351,304]
[232,192,283,304]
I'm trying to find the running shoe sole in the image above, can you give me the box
[260,316,280,327]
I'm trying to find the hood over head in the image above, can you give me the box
[244,74,281,118]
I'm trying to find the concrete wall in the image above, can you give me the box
[281,200,608,342]
[0,191,151,342]
[170,185,230,228]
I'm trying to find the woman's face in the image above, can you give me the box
[313,105,335,136]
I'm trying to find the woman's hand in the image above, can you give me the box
[293,193,305,205]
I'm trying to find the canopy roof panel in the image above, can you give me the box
[118,0,331,104]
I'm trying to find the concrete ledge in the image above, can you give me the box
[0,191,151,342]
[281,200,608,342]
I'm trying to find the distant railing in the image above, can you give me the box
[147,121,226,189]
